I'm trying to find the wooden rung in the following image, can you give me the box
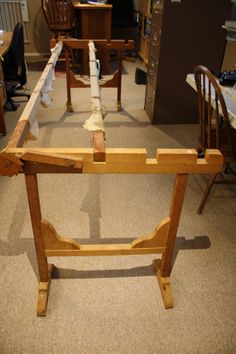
[45,244,166,257]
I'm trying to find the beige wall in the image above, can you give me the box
[25,0,51,55]
[133,0,140,10]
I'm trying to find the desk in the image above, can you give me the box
[0,31,12,135]
[72,2,112,74]
[186,73,236,129]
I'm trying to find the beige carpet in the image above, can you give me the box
[0,59,236,354]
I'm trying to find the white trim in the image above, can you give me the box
[25,52,50,57]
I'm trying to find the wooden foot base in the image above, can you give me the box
[37,264,54,316]
[117,102,122,112]
[153,259,173,309]
[66,102,73,112]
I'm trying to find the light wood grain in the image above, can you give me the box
[37,264,54,316]
[20,150,83,170]
[153,260,173,309]
[3,148,223,175]
[132,217,170,248]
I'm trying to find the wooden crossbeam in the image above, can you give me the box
[1,148,223,176]
[41,217,170,257]
[63,39,134,50]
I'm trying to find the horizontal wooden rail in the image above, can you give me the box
[63,39,134,50]
[6,42,63,148]
[0,148,223,176]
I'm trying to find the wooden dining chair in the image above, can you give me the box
[194,65,236,214]
[41,0,75,42]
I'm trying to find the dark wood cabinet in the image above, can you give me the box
[145,0,233,124]
[73,3,112,74]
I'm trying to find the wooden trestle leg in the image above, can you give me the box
[153,174,188,309]
[116,52,122,112]
[65,48,73,112]
[25,173,53,316]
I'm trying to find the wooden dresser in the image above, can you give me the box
[144,0,233,124]
[73,2,112,74]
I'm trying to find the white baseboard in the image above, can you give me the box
[25,52,49,57]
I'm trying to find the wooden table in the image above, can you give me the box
[0,31,12,135]
[72,2,112,74]
[186,73,236,129]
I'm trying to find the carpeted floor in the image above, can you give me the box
[0,58,236,354]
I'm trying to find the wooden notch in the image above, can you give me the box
[156,149,198,164]
[4,148,223,174]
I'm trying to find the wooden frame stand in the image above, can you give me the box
[0,41,223,316]
[1,147,223,316]
[64,39,134,112]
